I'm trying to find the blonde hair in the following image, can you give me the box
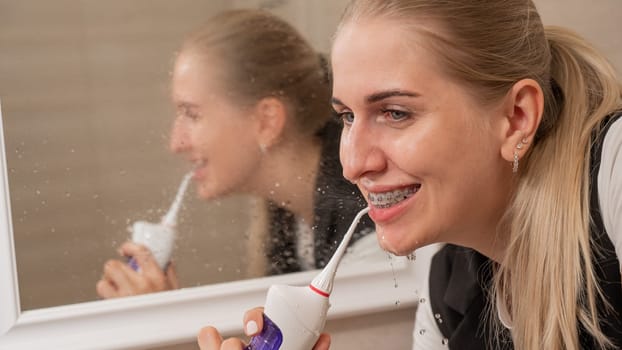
[338,1,622,349]
[181,9,332,135]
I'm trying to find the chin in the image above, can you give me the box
[197,182,237,201]
[197,185,218,200]
[376,228,427,256]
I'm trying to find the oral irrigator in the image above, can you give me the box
[245,207,370,350]
[128,172,193,271]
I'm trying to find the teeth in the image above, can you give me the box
[368,186,419,208]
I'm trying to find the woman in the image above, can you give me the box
[96,9,373,299]
[199,1,622,349]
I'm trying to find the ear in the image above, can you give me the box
[499,79,544,162]
[252,97,288,150]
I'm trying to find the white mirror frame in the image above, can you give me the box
[0,102,428,350]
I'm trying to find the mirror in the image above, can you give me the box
[0,0,359,311]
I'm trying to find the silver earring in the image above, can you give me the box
[513,137,528,173]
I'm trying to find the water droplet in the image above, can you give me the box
[274,182,280,187]
[442,338,449,345]
[419,298,426,304]
[387,253,398,288]
[395,300,400,306]
[407,252,416,261]
[419,329,426,335]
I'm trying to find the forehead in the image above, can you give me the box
[172,51,227,102]
[331,19,441,101]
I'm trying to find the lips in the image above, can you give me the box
[368,184,421,208]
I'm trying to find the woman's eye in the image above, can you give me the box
[338,111,355,125]
[186,112,200,120]
[177,110,200,121]
[383,109,410,121]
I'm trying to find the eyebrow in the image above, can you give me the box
[331,89,420,107]
[176,102,199,110]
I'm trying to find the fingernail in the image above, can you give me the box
[245,320,258,335]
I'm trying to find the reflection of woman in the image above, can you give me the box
[96,9,372,299]
[199,0,622,349]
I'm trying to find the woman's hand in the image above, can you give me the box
[197,308,331,350]
[96,241,179,298]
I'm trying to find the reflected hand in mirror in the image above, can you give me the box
[96,241,179,298]
[97,8,373,299]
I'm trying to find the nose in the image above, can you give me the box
[169,118,190,154]
[339,119,387,182]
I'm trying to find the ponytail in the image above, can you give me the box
[497,26,622,349]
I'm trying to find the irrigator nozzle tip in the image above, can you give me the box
[161,172,193,227]
[310,207,369,295]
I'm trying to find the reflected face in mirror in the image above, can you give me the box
[170,51,265,199]
[95,8,375,301]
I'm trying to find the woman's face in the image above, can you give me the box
[170,51,263,199]
[331,19,512,255]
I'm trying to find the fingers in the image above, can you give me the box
[96,273,118,299]
[197,326,248,350]
[197,309,266,350]
[119,241,162,277]
[119,242,172,293]
[221,338,247,350]
[197,327,223,350]
[166,262,180,290]
[99,259,135,298]
[242,307,265,336]
[313,334,332,350]
[97,242,175,299]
